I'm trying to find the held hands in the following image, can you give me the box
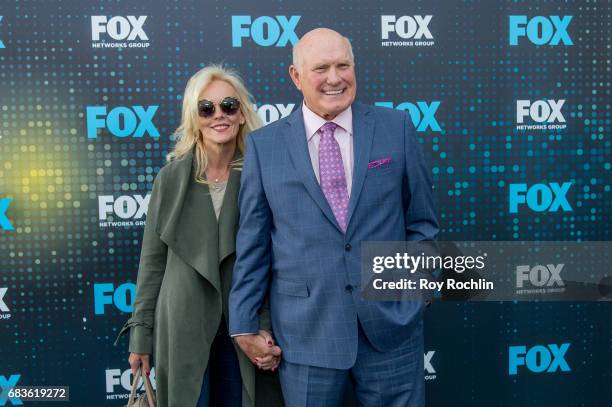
[128,331,281,375]
[129,352,151,376]
[234,330,282,371]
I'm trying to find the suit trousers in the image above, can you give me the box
[279,319,424,407]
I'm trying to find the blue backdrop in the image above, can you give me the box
[0,1,610,405]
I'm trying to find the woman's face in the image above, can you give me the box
[197,79,245,148]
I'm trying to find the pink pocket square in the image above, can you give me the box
[368,157,392,169]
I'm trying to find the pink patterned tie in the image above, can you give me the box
[318,122,349,232]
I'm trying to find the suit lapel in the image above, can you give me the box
[346,103,375,231]
[284,108,343,232]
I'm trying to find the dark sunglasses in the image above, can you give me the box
[197,97,241,118]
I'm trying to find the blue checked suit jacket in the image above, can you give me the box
[229,102,439,369]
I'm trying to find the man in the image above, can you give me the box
[230,28,439,406]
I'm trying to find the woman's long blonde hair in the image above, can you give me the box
[167,64,262,183]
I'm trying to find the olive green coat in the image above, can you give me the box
[117,152,283,407]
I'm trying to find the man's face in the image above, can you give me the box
[290,36,356,120]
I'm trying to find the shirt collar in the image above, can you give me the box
[302,102,353,142]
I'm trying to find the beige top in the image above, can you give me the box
[209,181,228,220]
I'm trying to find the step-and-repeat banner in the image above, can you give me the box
[0,1,610,405]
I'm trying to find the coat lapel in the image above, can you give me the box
[218,167,240,264]
[157,152,221,292]
[346,103,375,231]
[284,107,344,232]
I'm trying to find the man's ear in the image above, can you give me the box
[289,65,302,91]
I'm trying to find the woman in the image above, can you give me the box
[116,65,283,407]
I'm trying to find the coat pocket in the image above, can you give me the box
[274,278,309,297]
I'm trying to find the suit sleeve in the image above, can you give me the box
[229,134,273,335]
[115,172,168,353]
[402,112,440,241]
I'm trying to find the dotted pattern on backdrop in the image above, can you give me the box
[0,0,610,406]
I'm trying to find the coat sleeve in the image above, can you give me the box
[402,112,440,241]
[115,171,168,353]
[229,134,273,335]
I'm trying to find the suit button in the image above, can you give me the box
[345,243,352,252]
[345,285,353,292]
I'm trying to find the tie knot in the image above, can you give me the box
[320,122,338,137]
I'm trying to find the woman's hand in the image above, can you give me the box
[254,330,281,371]
[128,352,151,376]
[235,330,282,371]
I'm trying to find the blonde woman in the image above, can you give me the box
[117,65,283,407]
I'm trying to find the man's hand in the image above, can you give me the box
[234,330,282,370]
